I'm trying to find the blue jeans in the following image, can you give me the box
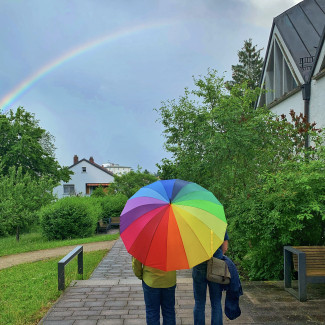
[142,281,176,325]
[192,249,223,325]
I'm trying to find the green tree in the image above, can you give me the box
[0,167,55,240]
[108,169,158,198]
[0,107,71,183]
[156,69,304,203]
[227,38,264,91]
[156,68,324,280]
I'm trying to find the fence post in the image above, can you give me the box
[78,248,83,277]
[58,262,65,291]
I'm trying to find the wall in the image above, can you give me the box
[269,91,303,120]
[310,76,325,129]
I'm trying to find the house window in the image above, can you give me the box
[63,184,75,195]
[82,167,86,173]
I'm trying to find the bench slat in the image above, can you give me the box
[292,246,325,275]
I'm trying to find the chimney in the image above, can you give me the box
[89,156,94,164]
[73,155,78,164]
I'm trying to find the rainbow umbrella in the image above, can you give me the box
[120,179,227,271]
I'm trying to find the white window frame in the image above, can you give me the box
[63,184,75,195]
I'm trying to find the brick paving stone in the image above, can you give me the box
[123,319,146,325]
[84,301,105,307]
[74,320,98,325]
[56,301,85,308]
[104,300,127,307]
[97,320,124,325]
[101,309,129,316]
[89,315,106,320]
[65,307,89,311]
[90,307,105,312]
[41,321,74,325]
[49,311,74,317]
[86,294,108,299]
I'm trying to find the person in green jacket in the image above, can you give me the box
[132,257,176,325]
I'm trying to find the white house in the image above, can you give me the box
[54,155,114,198]
[256,0,325,133]
[102,162,132,176]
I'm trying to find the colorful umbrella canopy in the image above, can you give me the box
[120,179,227,271]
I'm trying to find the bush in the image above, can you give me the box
[100,194,128,221]
[39,197,101,240]
[227,155,325,280]
[90,186,107,197]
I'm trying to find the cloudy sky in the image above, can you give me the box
[0,0,300,173]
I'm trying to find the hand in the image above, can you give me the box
[222,240,228,254]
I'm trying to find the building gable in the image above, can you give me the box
[70,158,114,177]
[312,28,325,78]
[275,0,325,81]
[258,27,301,107]
[257,0,325,108]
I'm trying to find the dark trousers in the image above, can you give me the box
[142,281,176,325]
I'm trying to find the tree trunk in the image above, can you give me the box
[16,226,20,242]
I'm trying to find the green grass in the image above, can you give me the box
[0,231,120,257]
[0,250,108,325]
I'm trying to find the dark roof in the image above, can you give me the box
[69,158,114,177]
[274,0,325,81]
[310,23,325,78]
[260,0,325,85]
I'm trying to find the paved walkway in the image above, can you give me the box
[39,238,325,324]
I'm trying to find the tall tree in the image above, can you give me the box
[0,167,55,240]
[0,107,71,183]
[227,38,264,91]
[156,69,317,203]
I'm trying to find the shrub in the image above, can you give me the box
[227,155,325,280]
[100,194,128,221]
[91,186,107,197]
[39,197,101,240]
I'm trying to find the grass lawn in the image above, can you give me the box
[0,231,119,257]
[0,250,108,325]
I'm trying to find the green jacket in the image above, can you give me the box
[132,257,176,288]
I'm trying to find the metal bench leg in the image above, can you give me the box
[58,262,65,291]
[298,252,307,302]
[284,248,292,289]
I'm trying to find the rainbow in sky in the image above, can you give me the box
[0,20,175,113]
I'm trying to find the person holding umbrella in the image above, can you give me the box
[120,179,228,325]
[132,257,176,324]
[192,231,229,325]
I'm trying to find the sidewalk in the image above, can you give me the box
[39,238,325,325]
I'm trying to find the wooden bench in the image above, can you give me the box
[110,217,120,227]
[96,219,111,233]
[284,246,325,301]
